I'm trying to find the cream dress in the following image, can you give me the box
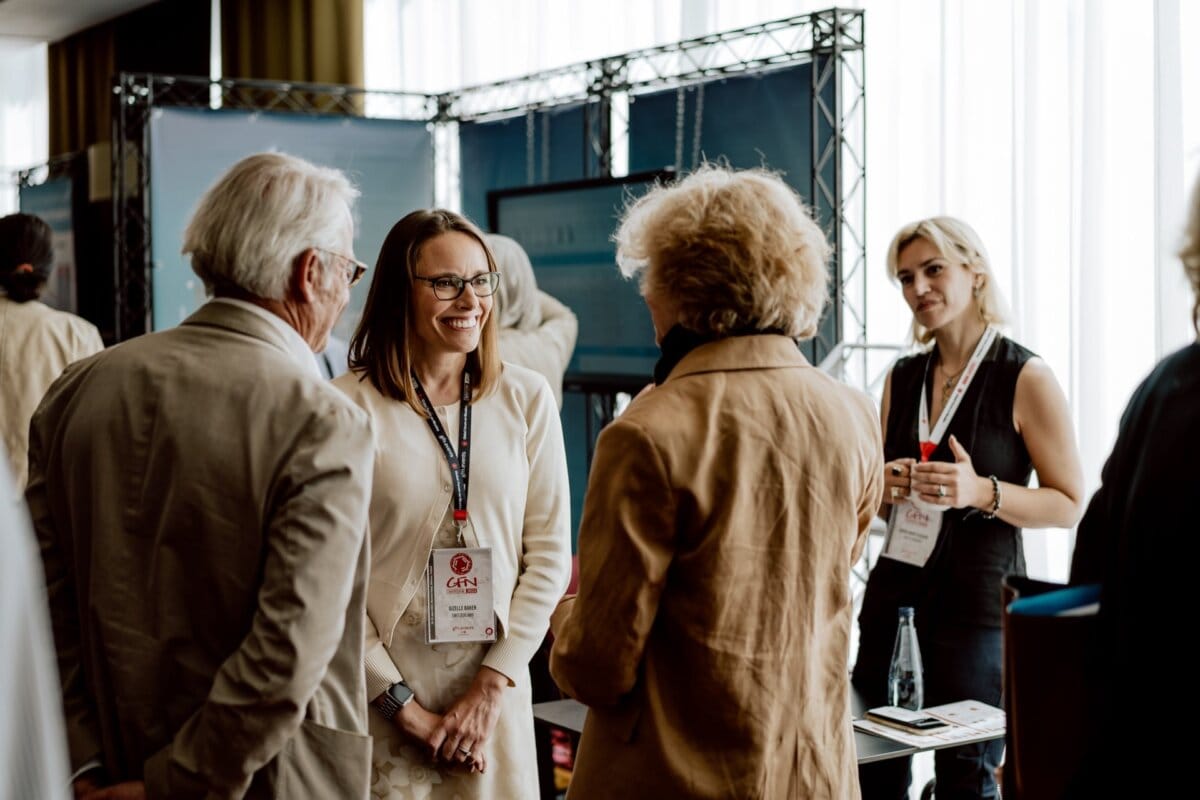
[368,403,539,800]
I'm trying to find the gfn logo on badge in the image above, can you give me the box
[903,505,930,526]
[450,552,473,575]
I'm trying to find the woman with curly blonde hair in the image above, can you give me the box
[550,166,884,799]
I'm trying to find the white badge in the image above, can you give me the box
[427,546,497,644]
[881,501,944,567]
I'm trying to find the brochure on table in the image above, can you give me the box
[854,700,1005,748]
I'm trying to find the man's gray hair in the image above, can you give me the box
[182,152,360,300]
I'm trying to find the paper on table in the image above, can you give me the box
[924,700,1005,733]
[854,700,1005,748]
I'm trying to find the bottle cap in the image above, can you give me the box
[898,606,915,619]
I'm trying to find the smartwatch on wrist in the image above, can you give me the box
[374,680,415,720]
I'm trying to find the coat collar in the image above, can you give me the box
[181,300,318,375]
[664,334,810,382]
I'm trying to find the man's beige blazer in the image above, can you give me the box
[26,302,376,799]
[551,335,884,800]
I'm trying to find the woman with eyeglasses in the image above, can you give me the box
[333,209,570,799]
[853,217,1084,800]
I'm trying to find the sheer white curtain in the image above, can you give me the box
[0,37,49,214]
[364,0,695,94]
[862,0,1196,580]
[364,0,1200,581]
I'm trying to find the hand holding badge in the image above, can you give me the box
[882,327,997,568]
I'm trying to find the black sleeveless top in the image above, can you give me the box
[865,334,1036,628]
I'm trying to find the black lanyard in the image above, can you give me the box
[412,370,472,525]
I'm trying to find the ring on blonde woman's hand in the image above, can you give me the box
[458,747,472,757]
[890,465,903,476]
[937,484,947,498]
[890,486,901,500]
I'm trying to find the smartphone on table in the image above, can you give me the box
[865,705,951,734]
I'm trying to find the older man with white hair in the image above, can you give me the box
[27,152,376,800]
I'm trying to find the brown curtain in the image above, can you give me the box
[221,0,364,87]
[48,27,117,158]
[47,0,212,158]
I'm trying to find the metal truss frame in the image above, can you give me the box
[111,74,434,339]
[15,152,81,189]
[441,9,866,357]
[106,8,864,344]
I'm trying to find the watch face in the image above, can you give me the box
[390,682,414,706]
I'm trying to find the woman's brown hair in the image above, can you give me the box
[348,209,502,413]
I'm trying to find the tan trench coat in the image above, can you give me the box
[551,334,883,800]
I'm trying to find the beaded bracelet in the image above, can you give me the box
[982,474,1002,519]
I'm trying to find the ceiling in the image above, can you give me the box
[0,0,160,42]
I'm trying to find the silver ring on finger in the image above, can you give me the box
[937,484,947,498]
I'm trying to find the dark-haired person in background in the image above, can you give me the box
[0,212,102,490]
[1067,170,1200,798]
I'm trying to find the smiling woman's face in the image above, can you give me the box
[410,231,493,360]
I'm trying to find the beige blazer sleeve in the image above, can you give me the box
[364,616,404,702]
[852,401,885,565]
[481,381,572,682]
[137,404,374,799]
[26,377,102,772]
[550,418,674,707]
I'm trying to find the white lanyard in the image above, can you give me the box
[917,325,998,462]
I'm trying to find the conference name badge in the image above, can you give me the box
[881,501,943,568]
[427,547,497,644]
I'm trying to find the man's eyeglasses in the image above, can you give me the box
[317,249,369,287]
[414,272,502,301]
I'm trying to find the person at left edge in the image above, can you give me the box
[27,152,376,800]
[1,452,70,800]
[333,209,571,799]
[0,212,103,491]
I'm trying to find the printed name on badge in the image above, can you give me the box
[427,546,497,644]
[881,501,943,568]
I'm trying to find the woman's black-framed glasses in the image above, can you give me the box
[318,249,369,287]
[414,272,502,301]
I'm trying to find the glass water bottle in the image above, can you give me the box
[887,606,925,710]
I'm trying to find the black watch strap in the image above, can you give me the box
[374,681,414,720]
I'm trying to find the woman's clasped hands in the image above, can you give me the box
[392,666,509,775]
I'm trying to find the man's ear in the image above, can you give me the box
[290,248,324,302]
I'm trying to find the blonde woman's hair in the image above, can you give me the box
[614,165,830,339]
[1180,170,1200,333]
[885,216,1009,344]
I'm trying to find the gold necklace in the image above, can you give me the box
[940,362,966,405]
